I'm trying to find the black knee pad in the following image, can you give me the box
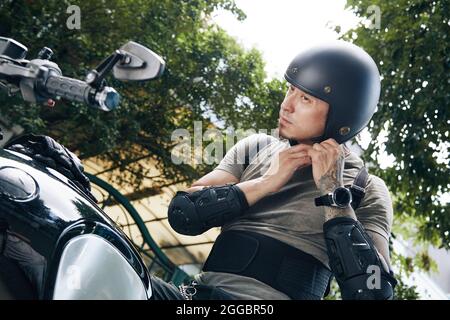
[323,217,397,300]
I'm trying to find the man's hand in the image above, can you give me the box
[306,138,357,221]
[261,144,312,193]
[4,134,97,202]
[305,138,345,194]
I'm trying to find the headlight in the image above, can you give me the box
[53,234,148,300]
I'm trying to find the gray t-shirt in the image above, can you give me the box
[195,133,394,299]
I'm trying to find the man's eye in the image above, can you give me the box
[301,95,310,102]
[289,85,295,92]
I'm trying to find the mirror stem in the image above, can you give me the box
[85,50,125,89]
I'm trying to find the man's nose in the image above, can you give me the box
[281,97,295,113]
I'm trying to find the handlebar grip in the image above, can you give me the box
[44,74,92,104]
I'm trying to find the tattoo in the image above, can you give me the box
[318,150,345,193]
[323,206,357,222]
[319,148,357,221]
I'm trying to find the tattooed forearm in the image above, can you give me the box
[319,149,357,221]
[318,151,345,193]
[324,206,356,222]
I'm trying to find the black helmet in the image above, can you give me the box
[284,40,381,144]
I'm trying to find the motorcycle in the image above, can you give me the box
[0,37,173,299]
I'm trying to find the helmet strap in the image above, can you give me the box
[288,134,325,146]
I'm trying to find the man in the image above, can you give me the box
[4,40,397,300]
[167,40,397,300]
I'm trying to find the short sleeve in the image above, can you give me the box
[356,175,394,241]
[214,134,269,180]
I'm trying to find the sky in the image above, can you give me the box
[212,0,360,79]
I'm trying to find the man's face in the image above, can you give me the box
[278,84,329,144]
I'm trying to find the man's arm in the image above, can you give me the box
[310,142,391,269]
[185,170,239,193]
[320,204,391,271]
[168,144,313,235]
[187,172,274,207]
[307,138,396,299]
[185,143,313,206]
[185,170,272,206]
[366,230,391,270]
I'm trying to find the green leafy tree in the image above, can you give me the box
[340,0,449,248]
[334,0,449,299]
[0,0,284,198]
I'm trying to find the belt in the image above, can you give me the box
[203,230,332,300]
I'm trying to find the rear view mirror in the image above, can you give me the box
[113,41,165,81]
[0,37,28,60]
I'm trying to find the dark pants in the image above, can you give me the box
[150,275,235,300]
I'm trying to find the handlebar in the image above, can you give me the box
[43,73,120,111]
[0,37,166,111]
[44,74,91,104]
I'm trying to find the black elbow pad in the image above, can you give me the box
[323,217,397,300]
[168,184,249,236]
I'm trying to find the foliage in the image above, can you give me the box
[0,0,283,198]
[341,0,449,249]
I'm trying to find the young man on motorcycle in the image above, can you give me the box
[4,41,397,300]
